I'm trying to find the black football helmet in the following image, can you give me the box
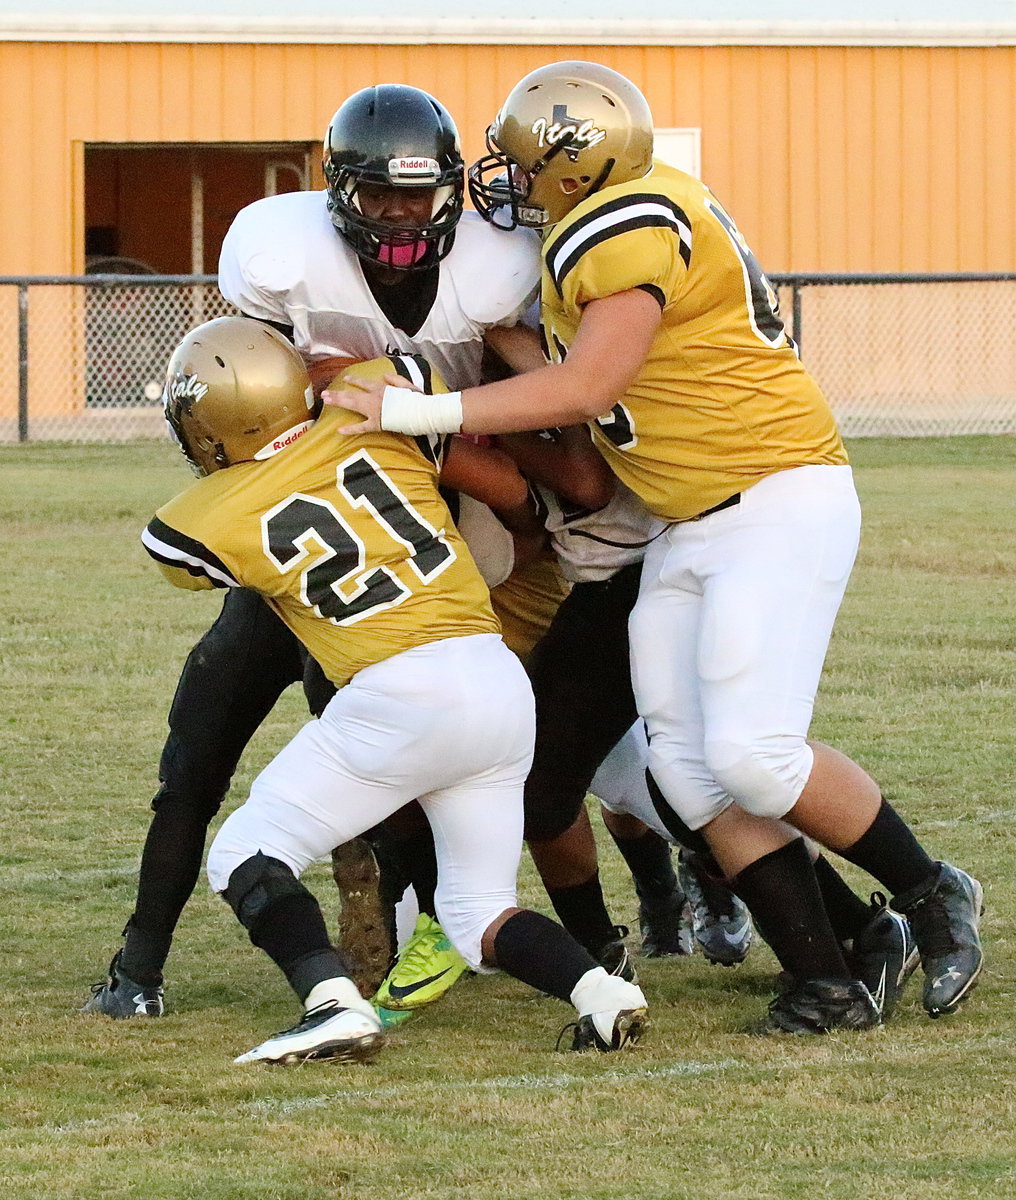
[323,84,464,270]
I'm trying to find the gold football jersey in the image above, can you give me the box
[143,356,498,688]
[540,160,847,522]
[490,549,570,666]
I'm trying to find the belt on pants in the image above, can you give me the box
[677,491,741,524]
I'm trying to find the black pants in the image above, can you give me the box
[125,588,305,974]
[523,562,644,842]
[523,560,707,854]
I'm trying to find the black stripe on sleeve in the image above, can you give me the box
[386,354,445,466]
[143,516,238,588]
[546,193,692,297]
[390,353,434,394]
[413,435,441,466]
[637,284,666,308]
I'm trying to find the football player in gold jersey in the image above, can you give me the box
[144,316,648,1063]
[329,61,984,1032]
[84,84,550,1021]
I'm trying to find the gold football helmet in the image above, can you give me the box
[468,61,654,230]
[162,316,317,475]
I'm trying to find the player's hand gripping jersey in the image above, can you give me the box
[143,355,497,688]
[540,160,847,522]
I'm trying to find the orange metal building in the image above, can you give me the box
[1,17,1015,277]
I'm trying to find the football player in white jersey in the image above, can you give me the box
[507,431,754,968]
[84,84,550,1020]
[142,316,647,1063]
[329,62,984,1033]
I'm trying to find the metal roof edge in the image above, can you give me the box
[2,16,1015,47]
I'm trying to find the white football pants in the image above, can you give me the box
[207,633,535,970]
[629,464,861,830]
[591,721,673,842]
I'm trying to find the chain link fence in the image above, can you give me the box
[1,273,1015,444]
[0,276,235,444]
[775,274,1016,437]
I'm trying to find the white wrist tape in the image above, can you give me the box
[379,386,463,435]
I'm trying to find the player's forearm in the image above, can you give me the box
[458,363,615,435]
[481,323,546,375]
[497,429,616,512]
[441,437,532,512]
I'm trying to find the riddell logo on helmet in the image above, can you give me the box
[388,157,441,180]
[253,421,314,460]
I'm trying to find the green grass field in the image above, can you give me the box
[1,437,1014,1200]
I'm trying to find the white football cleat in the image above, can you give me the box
[235,1001,384,1065]
[565,967,649,1051]
[569,1005,649,1051]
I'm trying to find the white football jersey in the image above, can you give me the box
[538,478,664,583]
[218,190,541,390]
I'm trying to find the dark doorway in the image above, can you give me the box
[84,143,319,275]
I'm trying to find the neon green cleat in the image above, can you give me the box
[374,1005,416,1030]
[373,914,470,1011]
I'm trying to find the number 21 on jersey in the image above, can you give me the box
[261,449,455,626]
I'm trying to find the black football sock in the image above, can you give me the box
[120,799,215,981]
[403,830,439,918]
[544,873,619,956]
[607,827,678,902]
[249,894,354,1003]
[492,910,600,1002]
[837,799,937,896]
[118,920,170,986]
[372,824,438,919]
[812,855,874,944]
[732,838,851,981]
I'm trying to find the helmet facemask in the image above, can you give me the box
[468,61,655,232]
[325,166,461,270]
[469,130,613,231]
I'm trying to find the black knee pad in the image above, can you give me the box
[523,769,588,843]
[222,852,312,932]
[149,781,227,823]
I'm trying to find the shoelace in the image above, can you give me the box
[392,926,448,977]
[555,1019,581,1052]
[269,1000,342,1039]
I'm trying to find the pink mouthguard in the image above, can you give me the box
[378,239,428,268]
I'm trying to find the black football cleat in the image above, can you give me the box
[848,893,920,1022]
[678,850,754,966]
[568,1006,649,1052]
[759,977,881,1035]
[82,952,164,1019]
[637,887,695,958]
[595,926,638,984]
[893,862,984,1018]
